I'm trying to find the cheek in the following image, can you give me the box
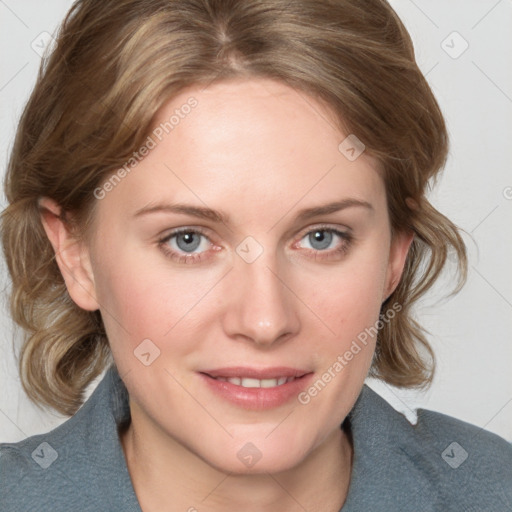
[306,242,389,337]
[298,247,390,408]
[91,242,219,361]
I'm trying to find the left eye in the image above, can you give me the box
[298,228,347,251]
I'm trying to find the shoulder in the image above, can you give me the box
[415,404,512,463]
[412,405,512,501]
[0,367,132,511]
[0,403,104,511]
[346,385,512,511]
[399,391,512,508]
[0,424,97,511]
[0,435,65,511]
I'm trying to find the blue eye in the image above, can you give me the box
[158,225,353,264]
[296,227,353,259]
[158,228,212,264]
[173,231,203,253]
[302,229,336,251]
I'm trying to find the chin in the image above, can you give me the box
[198,433,314,476]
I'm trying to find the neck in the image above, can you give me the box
[120,408,353,512]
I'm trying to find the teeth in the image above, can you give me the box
[219,376,295,388]
[240,378,260,388]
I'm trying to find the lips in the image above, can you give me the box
[198,367,313,409]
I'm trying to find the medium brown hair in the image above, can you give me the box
[1,0,467,416]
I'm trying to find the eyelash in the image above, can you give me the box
[157,225,354,265]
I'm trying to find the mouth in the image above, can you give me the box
[204,375,301,388]
[201,366,309,387]
[198,367,313,409]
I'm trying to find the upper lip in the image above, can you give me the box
[201,367,311,379]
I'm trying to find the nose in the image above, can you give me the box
[222,251,300,348]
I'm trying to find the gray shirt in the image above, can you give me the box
[1,365,511,511]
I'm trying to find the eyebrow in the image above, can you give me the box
[133,198,373,224]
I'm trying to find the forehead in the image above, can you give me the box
[157,77,357,166]
[96,77,385,223]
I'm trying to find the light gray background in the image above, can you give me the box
[1,0,511,442]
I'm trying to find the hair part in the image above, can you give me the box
[1,0,467,415]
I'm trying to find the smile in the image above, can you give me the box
[211,376,296,387]
[199,367,313,410]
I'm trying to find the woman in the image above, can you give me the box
[1,0,510,510]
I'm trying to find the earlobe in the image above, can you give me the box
[382,229,414,303]
[38,197,99,311]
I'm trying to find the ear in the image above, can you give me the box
[382,228,414,303]
[38,197,99,311]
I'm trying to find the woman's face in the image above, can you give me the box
[57,78,411,474]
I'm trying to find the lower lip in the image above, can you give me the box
[199,373,314,410]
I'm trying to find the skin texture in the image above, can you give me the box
[40,77,413,511]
